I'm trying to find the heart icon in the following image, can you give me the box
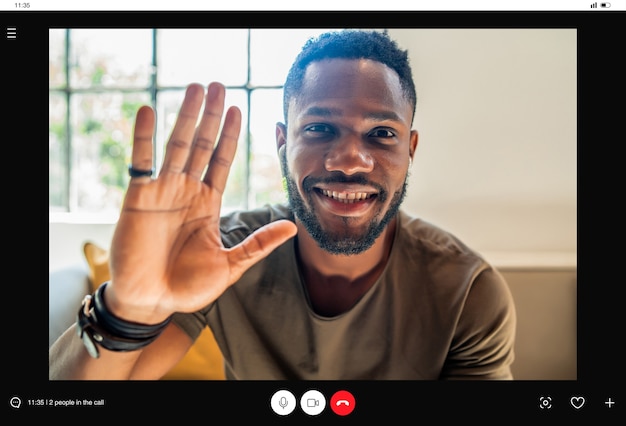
[570,396,585,409]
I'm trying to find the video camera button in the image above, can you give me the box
[300,389,326,416]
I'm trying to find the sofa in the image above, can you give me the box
[49,263,92,349]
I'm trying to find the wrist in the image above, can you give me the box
[102,281,171,325]
[76,282,171,358]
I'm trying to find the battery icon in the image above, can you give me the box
[601,2,611,7]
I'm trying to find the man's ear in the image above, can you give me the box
[276,122,287,152]
[409,129,419,160]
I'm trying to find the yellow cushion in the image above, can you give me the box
[160,327,225,380]
[82,241,225,380]
[83,241,111,292]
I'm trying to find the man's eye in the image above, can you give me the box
[304,124,333,134]
[369,128,395,138]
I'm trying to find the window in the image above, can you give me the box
[49,28,335,222]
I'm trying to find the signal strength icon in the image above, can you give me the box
[590,2,597,7]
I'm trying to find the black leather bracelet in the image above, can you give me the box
[94,282,171,339]
[76,282,171,358]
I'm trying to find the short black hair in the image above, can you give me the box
[283,29,417,124]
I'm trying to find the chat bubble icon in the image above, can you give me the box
[10,396,21,409]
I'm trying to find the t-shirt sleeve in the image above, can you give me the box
[440,266,517,380]
[171,307,212,342]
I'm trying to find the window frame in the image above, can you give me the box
[49,28,301,224]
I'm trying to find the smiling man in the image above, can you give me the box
[279,56,414,257]
[49,29,516,380]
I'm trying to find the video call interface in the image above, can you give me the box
[5,3,623,421]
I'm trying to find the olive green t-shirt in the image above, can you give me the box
[172,204,516,380]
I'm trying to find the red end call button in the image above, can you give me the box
[330,390,355,416]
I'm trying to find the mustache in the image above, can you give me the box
[279,153,388,201]
[302,173,386,194]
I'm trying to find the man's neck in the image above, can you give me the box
[295,217,397,316]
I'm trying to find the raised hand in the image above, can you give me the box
[106,83,297,324]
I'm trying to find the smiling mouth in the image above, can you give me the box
[317,188,376,204]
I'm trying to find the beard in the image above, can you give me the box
[280,152,408,256]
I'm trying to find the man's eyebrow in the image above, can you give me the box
[303,106,403,122]
[364,110,403,122]
[303,106,340,117]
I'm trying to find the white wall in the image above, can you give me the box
[389,28,576,262]
[49,222,116,272]
[50,28,576,272]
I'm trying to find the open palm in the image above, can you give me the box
[106,83,296,324]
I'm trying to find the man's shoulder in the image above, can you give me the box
[220,203,294,246]
[397,210,481,260]
[397,209,455,239]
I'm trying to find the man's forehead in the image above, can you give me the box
[292,58,411,119]
[302,58,399,83]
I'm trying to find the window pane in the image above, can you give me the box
[249,89,286,208]
[155,88,249,212]
[249,29,338,86]
[49,93,68,210]
[49,29,66,88]
[223,89,249,211]
[54,28,344,219]
[69,29,153,89]
[157,29,248,87]
[71,92,151,214]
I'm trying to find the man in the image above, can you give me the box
[49,29,516,380]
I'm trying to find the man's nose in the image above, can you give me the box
[324,136,374,175]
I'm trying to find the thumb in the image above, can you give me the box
[226,219,298,282]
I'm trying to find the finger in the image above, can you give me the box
[130,105,156,181]
[227,220,298,281]
[160,83,205,176]
[185,82,226,179]
[202,105,242,194]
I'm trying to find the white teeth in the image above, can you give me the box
[321,189,372,203]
